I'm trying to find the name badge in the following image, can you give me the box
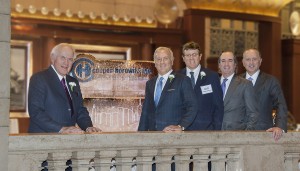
[200,84,213,94]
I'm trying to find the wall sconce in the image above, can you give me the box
[66,9,73,18]
[41,7,49,15]
[89,12,97,20]
[78,11,85,19]
[101,13,108,20]
[15,4,23,13]
[28,5,36,14]
[124,15,131,22]
[53,8,61,16]
[112,14,120,21]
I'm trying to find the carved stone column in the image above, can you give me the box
[115,150,138,171]
[47,152,72,171]
[94,150,117,171]
[72,151,95,171]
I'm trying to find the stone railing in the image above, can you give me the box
[8,131,300,171]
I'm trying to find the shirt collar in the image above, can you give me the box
[51,65,64,81]
[246,70,260,85]
[158,70,173,81]
[186,64,201,74]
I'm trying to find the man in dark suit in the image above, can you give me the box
[242,48,288,141]
[179,41,224,130]
[28,43,101,133]
[138,47,198,132]
[219,51,259,130]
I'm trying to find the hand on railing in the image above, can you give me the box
[59,126,84,134]
[266,127,284,142]
[86,127,102,133]
[163,125,183,132]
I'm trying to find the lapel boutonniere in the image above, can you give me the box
[168,74,175,83]
[69,82,76,91]
[200,71,206,80]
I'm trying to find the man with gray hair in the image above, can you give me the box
[241,48,288,141]
[28,43,101,133]
[138,47,197,132]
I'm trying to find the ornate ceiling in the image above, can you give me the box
[11,0,293,28]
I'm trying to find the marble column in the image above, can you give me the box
[0,0,10,170]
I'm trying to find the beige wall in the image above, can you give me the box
[0,0,10,170]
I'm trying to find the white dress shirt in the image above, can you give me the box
[246,70,260,86]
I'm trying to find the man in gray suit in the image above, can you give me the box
[138,47,198,132]
[28,43,101,133]
[219,51,259,130]
[242,49,288,141]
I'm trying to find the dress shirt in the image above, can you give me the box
[154,70,173,98]
[220,73,234,98]
[186,65,201,83]
[246,70,260,86]
[51,65,72,97]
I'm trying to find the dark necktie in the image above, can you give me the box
[190,71,195,88]
[221,78,228,98]
[61,78,74,115]
[154,77,164,106]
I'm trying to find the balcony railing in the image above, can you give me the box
[8,131,300,171]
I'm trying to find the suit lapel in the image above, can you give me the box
[48,67,68,100]
[66,76,75,99]
[195,68,207,87]
[150,76,158,105]
[224,75,238,105]
[253,72,264,89]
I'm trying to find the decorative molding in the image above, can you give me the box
[184,0,293,17]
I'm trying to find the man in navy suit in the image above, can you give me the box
[138,47,197,132]
[28,43,101,133]
[179,41,224,130]
[242,49,288,141]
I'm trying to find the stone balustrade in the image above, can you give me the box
[8,131,300,171]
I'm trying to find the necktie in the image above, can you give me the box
[154,77,164,106]
[190,71,195,88]
[61,78,74,115]
[221,78,228,98]
[248,77,253,85]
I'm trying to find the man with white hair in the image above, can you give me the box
[28,43,101,133]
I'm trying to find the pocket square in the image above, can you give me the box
[167,89,175,91]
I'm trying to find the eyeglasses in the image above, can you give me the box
[183,53,199,58]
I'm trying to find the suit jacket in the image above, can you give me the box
[222,75,259,130]
[179,68,224,130]
[28,66,93,133]
[138,72,198,131]
[241,72,288,132]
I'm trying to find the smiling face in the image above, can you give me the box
[182,49,202,70]
[154,47,174,75]
[51,45,74,77]
[218,51,236,78]
[242,49,262,76]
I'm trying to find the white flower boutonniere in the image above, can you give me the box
[168,74,175,83]
[69,82,76,91]
[200,71,206,80]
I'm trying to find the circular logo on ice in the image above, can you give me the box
[71,57,94,82]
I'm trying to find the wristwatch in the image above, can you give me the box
[178,125,185,131]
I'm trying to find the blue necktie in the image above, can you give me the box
[221,78,228,98]
[154,77,164,106]
[190,71,195,88]
[248,77,253,85]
